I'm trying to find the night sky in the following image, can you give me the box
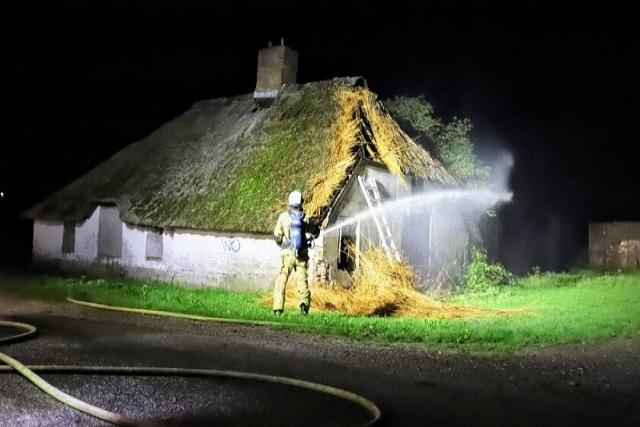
[2,1,639,272]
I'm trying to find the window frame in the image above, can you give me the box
[145,229,163,261]
[62,220,75,254]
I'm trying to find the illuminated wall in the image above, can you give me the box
[32,205,283,289]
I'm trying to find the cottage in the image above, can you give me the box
[24,43,471,290]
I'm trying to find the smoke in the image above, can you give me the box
[475,149,515,264]
[485,150,514,195]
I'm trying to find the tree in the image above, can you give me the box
[385,96,489,185]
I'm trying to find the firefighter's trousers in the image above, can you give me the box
[273,251,310,311]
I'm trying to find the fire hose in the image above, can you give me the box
[0,299,381,426]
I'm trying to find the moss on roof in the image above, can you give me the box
[25,77,455,234]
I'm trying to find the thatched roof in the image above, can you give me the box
[24,77,456,234]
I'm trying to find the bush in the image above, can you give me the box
[465,248,514,292]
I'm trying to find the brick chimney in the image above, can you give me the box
[254,38,298,106]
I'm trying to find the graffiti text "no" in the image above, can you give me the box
[222,238,241,253]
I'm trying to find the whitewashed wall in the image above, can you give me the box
[34,207,101,262]
[32,206,283,290]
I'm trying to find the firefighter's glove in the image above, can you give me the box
[274,235,290,249]
[280,238,292,249]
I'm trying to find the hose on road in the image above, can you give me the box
[0,300,381,426]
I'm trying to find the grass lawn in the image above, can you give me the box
[1,270,639,353]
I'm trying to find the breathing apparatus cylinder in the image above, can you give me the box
[289,209,305,258]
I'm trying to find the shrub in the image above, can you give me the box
[465,248,514,292]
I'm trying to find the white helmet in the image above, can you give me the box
[288,190,302,207]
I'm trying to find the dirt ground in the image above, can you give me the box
[1,290,638,426]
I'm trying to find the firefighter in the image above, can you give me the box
[273,190,319,316]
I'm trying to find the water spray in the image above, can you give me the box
[323,188,513,236]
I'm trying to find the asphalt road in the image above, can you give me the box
[0,291,639,426]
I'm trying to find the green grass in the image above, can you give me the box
[2,270,639,353]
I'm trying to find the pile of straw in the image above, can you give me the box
[263,247,482,319]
